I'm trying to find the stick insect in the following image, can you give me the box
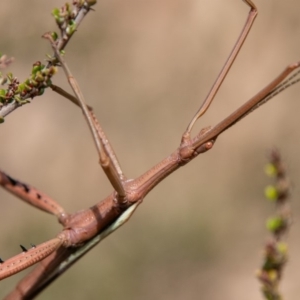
[1,0,300,299]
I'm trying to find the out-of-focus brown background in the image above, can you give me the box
[1,0,300,299]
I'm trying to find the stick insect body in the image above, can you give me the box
[0,0,300,299]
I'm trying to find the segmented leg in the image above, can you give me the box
[50,83,126,188]
[3,202,140,299]
[0,238,63,281]
[190,61,300,150]
[51,82,127,197]
[3,247,73,300]
[0,169,70,282]
[0,169,68,224]
[182,0,258,143]
[44,33,127,200]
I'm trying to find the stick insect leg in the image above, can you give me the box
[191,61,300,150]
[4,202,141,299]
[2,246,73,300]
[181,0,258,144]
[0,238,64,281]
[0,169,68,225]
[50,84,125,190]
[44,34,127,200]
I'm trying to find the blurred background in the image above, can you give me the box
[1,0,300,299]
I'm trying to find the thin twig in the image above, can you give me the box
[0,1,94,120]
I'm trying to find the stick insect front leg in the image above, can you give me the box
[44,33,128,203]
[181,0,257,146]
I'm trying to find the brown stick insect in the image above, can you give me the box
[0,0,300,299]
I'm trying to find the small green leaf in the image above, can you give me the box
[6,72,13,82]
[0,76,7,85]
[14,95,30,105]
[0,88,6,97]
[51,31,59,41]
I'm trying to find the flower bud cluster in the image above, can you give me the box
[0,62,57,106]
[52,1,97,37]
[257,149,291,300]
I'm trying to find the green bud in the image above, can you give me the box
[267,270,278,283]
[51,31,59,41]
[266,217,285,233]
[264,163,277,177]
[65,3,71,15]
[38,88,45,95]
[49,66,58,75]
[52,8,65,25]
[32,65,42,75]
[264,185,278,201]
[41,68,50,76]
[52,8,60,16]
[35,71,44,82]
[0,116,4,123]
[66,21,77,36]
[276,242,288,255]
[30,79,38,87]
